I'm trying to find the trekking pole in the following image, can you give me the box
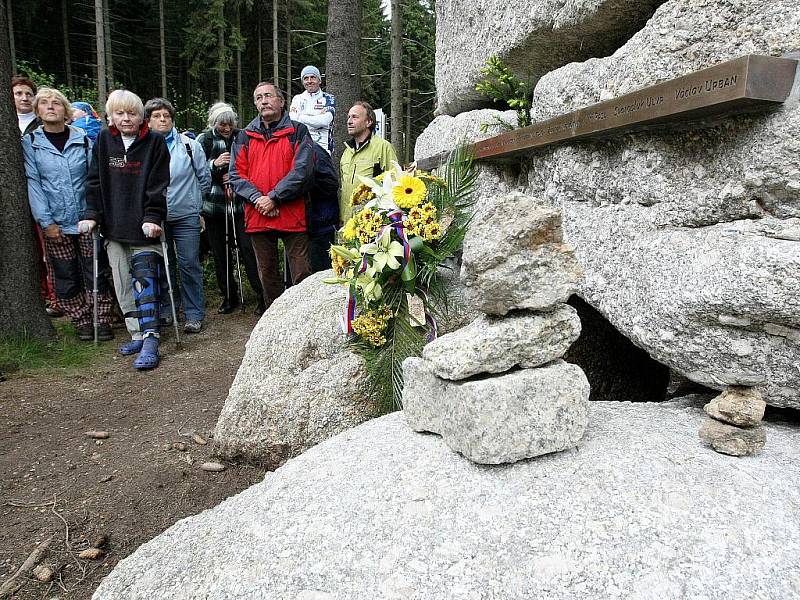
[92,230,100,346]
[159,225,182,349]
[223,188,232,305]
[226,190,246,312]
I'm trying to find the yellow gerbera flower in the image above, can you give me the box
[392,175,427,209]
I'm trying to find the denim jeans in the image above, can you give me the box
[163,214,205,322]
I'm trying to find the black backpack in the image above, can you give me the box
[287,121,340,234]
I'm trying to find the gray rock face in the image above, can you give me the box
[704,386,766,427]
[699,418,767,456]
[93,401,800,600]
[422,305,581,380]
[461,193,583,315]
[414,109,517,162]
[520,0,800,408]
[419,0,800,408]
[435,0,663,116]
[213,271,378,466]
[403,358,589,464]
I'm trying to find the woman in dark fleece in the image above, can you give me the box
[79,89,170,370]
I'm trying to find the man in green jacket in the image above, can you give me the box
[339,101,398,225]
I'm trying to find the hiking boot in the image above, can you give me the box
[184,320,202,334]
[76,323,94,341]
[217,298,239,314]
[97,323,114,341]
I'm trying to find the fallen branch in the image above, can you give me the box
[0,534,54,598]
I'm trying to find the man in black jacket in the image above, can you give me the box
[79,90,171,370]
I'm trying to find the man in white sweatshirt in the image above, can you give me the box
[289,65,336,155]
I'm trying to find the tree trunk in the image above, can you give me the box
[272,0,279,87]
[103,0,113,86]
[61,0,72,87]
[236,8,242,113]
[159,0,167,96]
[404,69,411,164]
[6,0,14,74]
[325,0,361,165]
[217,24,225,100]
[390,0,402,155]
[0,0,54,340]
[257,18,262,82]
[94,0,107,114]
[285,0,292,97]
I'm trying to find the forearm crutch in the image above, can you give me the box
[159,225,182,349]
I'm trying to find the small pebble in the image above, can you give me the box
[192,433,208,446]
[85,431,110,440]
[173,442,188,452]
[91,534,108,548]
[99,474,113,483]
[200,461,225,472]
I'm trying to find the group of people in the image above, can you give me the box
[14,64,399,370]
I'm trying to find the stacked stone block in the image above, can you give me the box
[403,192,590,464]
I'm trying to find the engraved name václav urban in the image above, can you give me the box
[415,55,797,169]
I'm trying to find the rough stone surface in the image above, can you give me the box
[423,305,581,380]
[403,358,589,464]
[699,418,767,456]
[461,193,582,315]
[522,0,800,408]
[414,109,517,161]
[435,0,663,115]
[93,401,800,600]
[419,0,800,408]
[704,386,767,427]
[213,271,378,467]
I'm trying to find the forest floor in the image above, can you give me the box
[0,304,266,599]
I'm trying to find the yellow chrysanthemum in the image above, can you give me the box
[350,183,374,207]
[420,202,437,217]
[423,222,443,241]
[352,306,394,347]
[342,217,358,241]
[407,206,423,221]
[392,175,427,209]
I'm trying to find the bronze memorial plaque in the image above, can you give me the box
[416,55,798,171]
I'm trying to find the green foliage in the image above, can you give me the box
[475,55,533,127]
[0,322,108,375]
[16,60,102,109]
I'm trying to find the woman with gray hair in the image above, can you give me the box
[145,97,211,334]
[196,102,265,315]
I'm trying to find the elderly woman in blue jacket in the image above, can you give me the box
[22,87,114,340]
[144,98,211,333]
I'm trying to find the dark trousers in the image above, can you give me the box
[309,229,334,273]
[205,211,263,305]
[250,231,311,309]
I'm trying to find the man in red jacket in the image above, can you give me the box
[229,82,314,312]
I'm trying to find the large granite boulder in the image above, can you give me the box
[461,193,582,315]
[213,271,378,467]
[403,358,590,464]
[435,0,664,115]
[521,0,800,407]
[422,305,581,380]
[93,400,800,599]
[417,0,800,408]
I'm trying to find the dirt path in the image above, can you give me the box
[0,309,266,599]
